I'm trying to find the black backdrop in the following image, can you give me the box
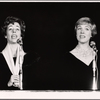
[0,2,100,90]
[0,2,99,59]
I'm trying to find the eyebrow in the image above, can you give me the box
[77,25,90,28]
[8,24,20,28]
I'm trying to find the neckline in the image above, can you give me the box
[13,57,16,64]
[69,52,93,66]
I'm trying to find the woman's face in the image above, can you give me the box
[76,24,92,44]
[6,22,21,44]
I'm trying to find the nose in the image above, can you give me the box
[80,29,84,34]
[12,29,16,33]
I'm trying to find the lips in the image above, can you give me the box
[11,35,17,39]
[80,35,86,38]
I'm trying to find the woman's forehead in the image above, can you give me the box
[8,22,20,27]
[77,22,92,28]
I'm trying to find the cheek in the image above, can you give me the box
[6,32,11,38]
[18,31,21,37]
[87,31,92,38]
[76,31,80,37]
[76,33,80,41]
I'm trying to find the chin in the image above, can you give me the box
[10,41,17,44]
[79,41,89,44]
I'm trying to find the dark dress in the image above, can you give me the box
[22,52,94,90]
[57,52,94,90]
[0,53,19,90]
[22,51,40,90]
[0,51,40,90]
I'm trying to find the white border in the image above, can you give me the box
[0,0,100,2]
[0,90,100,99]
[0,1,100,99]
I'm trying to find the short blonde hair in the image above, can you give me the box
[75,17,97,37]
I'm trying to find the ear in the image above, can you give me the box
[91,34,92,38]
[5,36,7,38]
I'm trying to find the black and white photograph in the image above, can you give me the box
[0,1,100,99]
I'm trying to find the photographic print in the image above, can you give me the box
[0,1,100,99]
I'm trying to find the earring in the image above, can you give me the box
[5,36,7,38]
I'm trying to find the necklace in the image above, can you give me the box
[75,46,94,58]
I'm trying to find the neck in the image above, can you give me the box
[76,42,91,51]
[8,42,18,57]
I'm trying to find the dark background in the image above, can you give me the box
[0,2,100,90]
[0,2,99,59]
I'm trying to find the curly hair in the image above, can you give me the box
[1,16,26,38]
[75,17,97,37]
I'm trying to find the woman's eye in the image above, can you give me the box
[85,28,89,31]
[8,28,12,31]
[77,27,81,30]
[16,28,19,31]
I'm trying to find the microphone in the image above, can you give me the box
[17,38,23,47]
[17,38,23,90]
[90,41,98,53]
[90,41,98,90]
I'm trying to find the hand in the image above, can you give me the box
[8,75,20,88]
